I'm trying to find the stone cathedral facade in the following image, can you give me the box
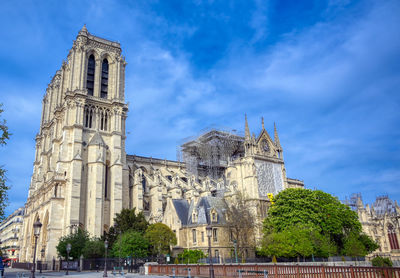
[19,27,304,262]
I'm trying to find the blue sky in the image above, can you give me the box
[0,0,399,216]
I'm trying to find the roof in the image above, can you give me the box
[172,199,190,225]
[88,132,106,146]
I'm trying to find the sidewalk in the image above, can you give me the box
[3,268,167,278]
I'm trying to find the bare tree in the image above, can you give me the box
[224,192,256,261]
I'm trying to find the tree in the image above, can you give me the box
[260,224,336,260]
[82,238,105,259]
[225,192,256,260]
[0,103,11,220]
[145,223,177,256]
[371,256,393,267]
[177,250,206,264]
[261,188,378,257]
[104,208,149,247]
[111,231,149,258]
[56,228,90,260]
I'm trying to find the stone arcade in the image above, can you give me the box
[19,27,304,262]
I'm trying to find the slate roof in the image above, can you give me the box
[172,196,227,227]
[172,199,190,225]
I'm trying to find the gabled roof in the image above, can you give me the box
[187,196,227,226]
[89,132,106,146]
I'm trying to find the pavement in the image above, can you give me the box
[1,268,168,278]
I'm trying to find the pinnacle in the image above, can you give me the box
[245,113,250,140]
[79,24,88,35]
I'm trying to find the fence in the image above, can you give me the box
[12,261,52,271]
[148,264,400,278]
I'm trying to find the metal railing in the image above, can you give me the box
[149,264,400,278]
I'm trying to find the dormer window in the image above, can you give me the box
[192,211,198,223]
[86,55,95,96]
[211,209,218,222]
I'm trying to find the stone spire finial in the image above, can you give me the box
[261,117,265,130]
[245,114,250,140]
[79,24,88,35]
[274,122,282,149]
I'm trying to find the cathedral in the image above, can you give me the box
[19,27,304,262]
[348,194,400,262]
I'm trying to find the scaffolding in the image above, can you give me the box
[180,129,245,179]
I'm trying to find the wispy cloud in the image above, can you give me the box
[0,0,399,216]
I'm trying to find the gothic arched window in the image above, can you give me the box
[388,224,399,250]
[84,105,94,128]
[101,59,109,98]
[87,55,95,96]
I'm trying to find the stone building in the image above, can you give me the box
[0,207,24,263]
[19,27,304,262]
[349,194,400,261]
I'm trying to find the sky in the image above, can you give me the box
[0,0,399,216]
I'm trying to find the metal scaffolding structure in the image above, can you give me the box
[180,129,245,179]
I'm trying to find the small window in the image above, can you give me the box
[201,231,205,242]
[213,228,218,242]
[192,211,198,223]
[211,210,218,222]
[192,229,197,244]
[87,55,95,96]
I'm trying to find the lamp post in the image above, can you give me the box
[206,225,215,278]
[66,243,71,275]
[103,240,108,277]
[40,249,45,273]
[115,224,121,274]
[233,240,238,264]
[31,218,42,278]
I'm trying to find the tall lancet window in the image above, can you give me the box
[101,59,109,98]
[388,224,399,250]
[87,55,95,96]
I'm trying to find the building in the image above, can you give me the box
[349,194,400,261]
[0,207,24,263]
[19,26,304,262]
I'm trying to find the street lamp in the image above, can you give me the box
[206,225,215,278]
[66,243,71,275]
[233,240,238,263]
[103,240,108,277]
[40,248,45,273]
[31,218,42,278]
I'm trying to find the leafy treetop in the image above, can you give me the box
[261,188,378,258]
[56,228,90,260]
[145,223,177,255]
[0,103,11,221]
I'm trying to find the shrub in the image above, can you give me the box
[371,256,393,267]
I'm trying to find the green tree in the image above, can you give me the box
[177,250,206,264]
[0,103,11,220]
[56,228,90,260]
[111,231,149,258]
[261,188,378,257]
[145,223,177,255]
[371,256,393,267]
[342,232,366,257]
[104,208,149,247]
[82,238,105,259]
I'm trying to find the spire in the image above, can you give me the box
[274,122,282,149]
[261,117,265,130]
[78,24,88,36]
[245,114,250,140]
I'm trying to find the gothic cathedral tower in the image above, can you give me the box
[20,26,129,262]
